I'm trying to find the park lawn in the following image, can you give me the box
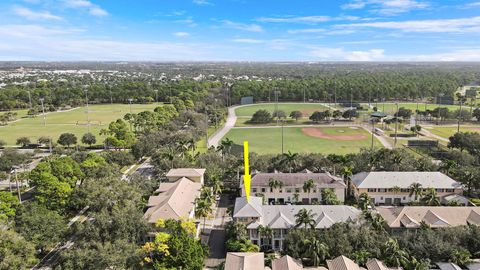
[223,126,382,155]
[0,109,29,119]
[0,103,160,146]
[426,126,480,139]
[235,117,311,127]
[235,103,330,117]
[366,103,465,114]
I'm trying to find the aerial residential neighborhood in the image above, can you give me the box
[3,0,480,270]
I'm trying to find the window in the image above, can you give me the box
[312,188,316,193]
[378,188,387,192]
[367,188,377,192]
[295,188,300,193]
[279,189,283,193]
[380,197,383,200]
[436,189,445,193]
[238,217,247,222]
[252,188,257,193]
[286,188,292,193]
[270,188,273,192]
[400,188,409,193]
[261,188,266,193]
[446,189,454,193]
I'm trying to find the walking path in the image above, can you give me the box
[208,105,241,148]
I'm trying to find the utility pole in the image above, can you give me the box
[458,96,463,133]
[371,118,375,151]
[39,98,46,126]
[13,166,21,203]
[394,102,399,148]
[274,90,281,126]
[281,119,284,154]
[27,90,32,109]
[84,88,90,132]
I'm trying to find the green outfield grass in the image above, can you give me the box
[0,103,160,146]
[235,103,331,117]
[223,126,381,155]
[426,126,480,139]
[367,103,466,114]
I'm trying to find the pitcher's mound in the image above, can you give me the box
[302,127,367,141]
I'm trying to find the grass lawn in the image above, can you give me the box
[426,126,480,139]
[0,109,29,119]
[0,103,160,146]
[223,126,382,155]
[235,103,330,117]
[367,103,466,114]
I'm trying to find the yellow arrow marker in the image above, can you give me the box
[243,141,251,202]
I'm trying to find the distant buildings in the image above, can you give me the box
[143,168,205,224]
[352,172,463,205]
[376,206,480,230]
[241,172,346,205]
[233,196,361,250]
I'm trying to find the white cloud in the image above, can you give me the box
[221,20,264,32]
[258,16,331,24]
[310,47,385,61]
[63,0,109,16]
[342,0,429,15]
[193,0,213,6]
[173,32,189,37]
[288,28,325,34]
[13,7,62,20]
[466,2,480,7]
[338,16,480,33]
[232,38,265,44]
[0,24,81,38]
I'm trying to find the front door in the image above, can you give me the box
[385,198,393,205]
[393,198,401,205]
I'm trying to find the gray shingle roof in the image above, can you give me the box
[233,197,361,230]
[244,172,346,189]
[352,171,461,189]
[225,252,266,270]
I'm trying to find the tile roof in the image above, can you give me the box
[225,252,266,270]
[366,259,402,270]
[166,168,206,177]
[352,171,461,189]
[327,256,363,270]
[377,206,480,228]
[244,172,346,189]
[233,197,361,230]
[272,255,303,270]
[144,177,201,223]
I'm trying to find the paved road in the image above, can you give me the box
[204,195,232,269]
[208,106,240,148]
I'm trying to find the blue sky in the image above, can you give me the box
[1,0,480,61]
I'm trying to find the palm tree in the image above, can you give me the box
[382,238,409,267]
[195,198,212,232]
[358,192,372,211]
[421,188,440,206]
[295,208,317,229]
[281,151,298,173]
[200,187,215,205]
[342,166,354,199]
[304,238,329,266]
[293,193,300,204]
[303,179,316,204]
[219,138,234,156]
[409,182,423,202]
[258,225,273,250]
[268,178,284,204]
[161,146,177,168]
[392,185,401,205]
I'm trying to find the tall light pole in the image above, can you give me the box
[458,96,463,133]
[128,98,133,114]
[274,90,281,126]
[394,102,399,148]
[39,98,46,126]
[27,90,32,109]
[84,88,90,132]
[281,119,285,154]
